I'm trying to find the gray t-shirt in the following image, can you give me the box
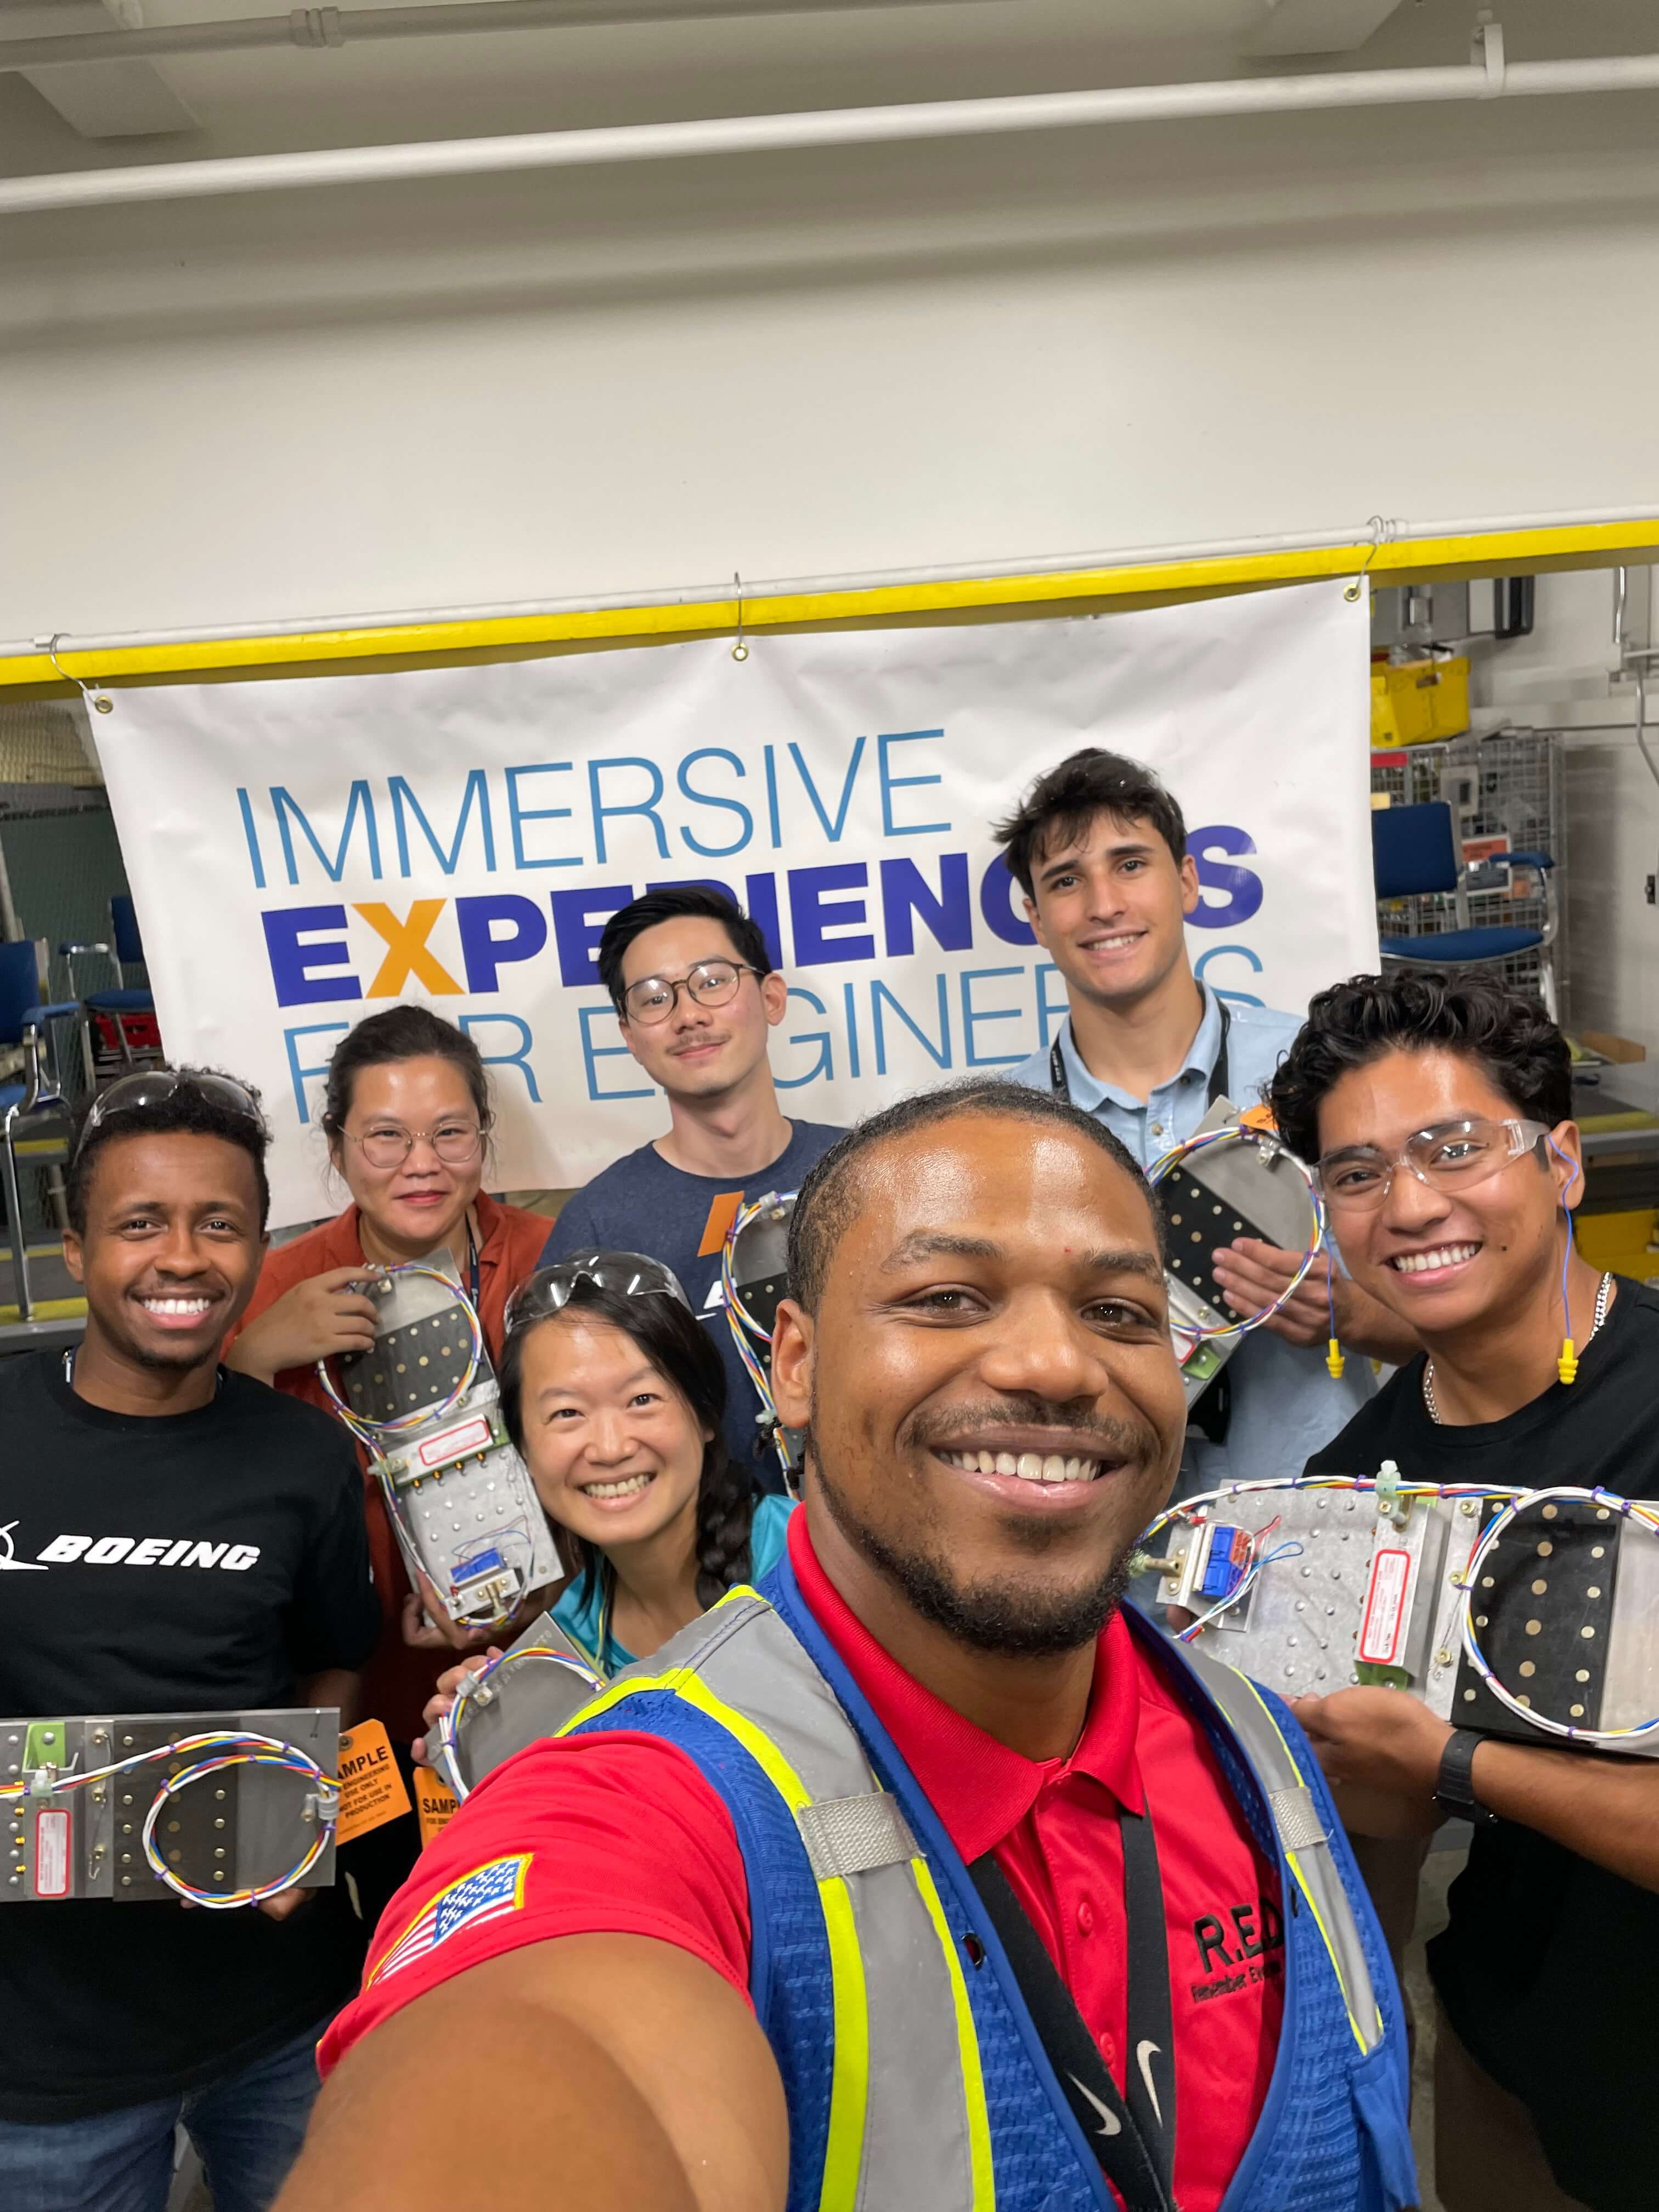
[539,1120,843,1490]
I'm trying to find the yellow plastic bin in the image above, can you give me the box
[1370,656,1470,747]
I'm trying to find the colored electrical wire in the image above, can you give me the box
[1455,1485,1659,1747]
[315,1262,484,1444]
[437,1645,604,1801]
[1138,1469,1521,1554]
[2,1729,337,1910]
[1177,1539,1304,1643]
[315,1262,519,1630]
[1147,1123,1327,1352]
[1139,1469,1659,1744]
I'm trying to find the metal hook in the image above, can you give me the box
[38,633,114,715]
[1342,516,1391,604]
[731,572,748,662]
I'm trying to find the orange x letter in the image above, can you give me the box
[354,901,462,997]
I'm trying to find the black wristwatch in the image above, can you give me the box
[1434,1729,1499,1827]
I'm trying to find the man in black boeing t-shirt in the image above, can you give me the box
[0,1068,378,2210]
[1265,973,1659,2212]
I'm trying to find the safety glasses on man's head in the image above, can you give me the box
[72,1069,267,1162]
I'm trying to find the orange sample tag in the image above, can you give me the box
[335,1720,413,1845]
[416,1769,461,1847]
[697,1189,745,1259]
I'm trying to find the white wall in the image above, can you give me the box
[5,90,1659,642]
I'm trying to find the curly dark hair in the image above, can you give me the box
[991,747,1187,899]
[787,1076,1161,1314]
[498,1276,756,1611]
[66,1066,270,1234]
[1267,972,1573,1164]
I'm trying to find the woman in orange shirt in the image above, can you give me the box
[225,1005,550,1745]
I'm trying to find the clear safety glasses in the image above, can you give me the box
[1314,1117,1552,1213]
[503,1249,691,1333]
[72,1068,267,1161]
[622,960,764,1026]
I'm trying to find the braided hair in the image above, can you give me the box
[498,1276,758,1612]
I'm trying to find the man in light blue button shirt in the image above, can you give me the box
[997,747,1419,1502]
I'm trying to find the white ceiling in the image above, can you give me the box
[3,0,1658,172]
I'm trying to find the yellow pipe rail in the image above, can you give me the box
[5,516,1657,694]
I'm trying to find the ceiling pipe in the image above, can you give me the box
[5,21,1659,215]
[0,0,984,71]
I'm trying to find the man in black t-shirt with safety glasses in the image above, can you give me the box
[0,1068,377,2211]
[1267,973,1659,2212]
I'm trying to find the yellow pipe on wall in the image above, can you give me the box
[5,517,1657,695]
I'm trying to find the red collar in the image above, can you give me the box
[785,1510,1144,1864]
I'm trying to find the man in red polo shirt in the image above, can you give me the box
[281,1080,1409,2212]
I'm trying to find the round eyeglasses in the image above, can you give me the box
[504,1250,691,1333]
[339,1120,486,1171]
[622,959,763,1026]
[1314,1118,1551,1212]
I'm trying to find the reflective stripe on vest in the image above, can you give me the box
[559,1585,995,2212]
[1180,1647,1383,2057]
[560,1585,1383,2205]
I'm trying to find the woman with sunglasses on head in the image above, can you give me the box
[417,1252,794,1756]
[224,1006,551,1745]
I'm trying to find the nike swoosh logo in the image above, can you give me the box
[1136,2040,1163,2125]
[1067,2073,1122,2137]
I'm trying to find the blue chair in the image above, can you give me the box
[0,939,80,1323]
[1372,802,1559,1016]
[61,894,159,1087]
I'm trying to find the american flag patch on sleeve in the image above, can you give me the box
[368,1854,532,1985]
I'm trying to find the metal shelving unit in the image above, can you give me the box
[1370,728,1567,1016]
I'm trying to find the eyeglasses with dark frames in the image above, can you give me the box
[622,960,764,1026]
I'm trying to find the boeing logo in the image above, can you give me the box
[19,1533,263,1572]
[0,1522,46,1572]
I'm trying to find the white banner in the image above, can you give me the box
[98,581,1375,1228]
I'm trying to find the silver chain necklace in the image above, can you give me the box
[1422,1269,1614,1425]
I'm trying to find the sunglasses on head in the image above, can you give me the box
[503,1250,691,1334]
[72,1069,267,1163]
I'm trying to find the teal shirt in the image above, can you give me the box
[553,1493,795,1676]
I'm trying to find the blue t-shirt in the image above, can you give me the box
[552,1493,795,1674]
[539,1120,843,1490]
[1008,986,1376,1498]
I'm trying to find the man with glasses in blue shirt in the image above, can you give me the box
[538,887,840,1489]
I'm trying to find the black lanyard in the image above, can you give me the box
[970,1805,1177,2212]
[1049,997,1232,1121]
[465,1216,481,1312]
